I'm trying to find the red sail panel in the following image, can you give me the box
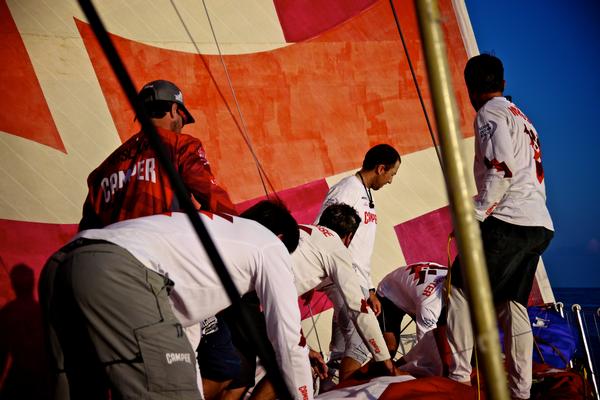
[75,0,472,203]
[0,0,64,151]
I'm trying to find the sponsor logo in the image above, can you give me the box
[485,202,498,216]
[364,211,377,224]
[369,338,381,353]
[478,120,497,139]
[422,318,436,328]
[508,105,532,123]
[423,282,436,296]
[299,385,309,400]
[165,352,192,365]
[201,316,219,335]
[422,275,445,296]
[101,157,157,203]
[175,91,183,103]
[317,226,334,237]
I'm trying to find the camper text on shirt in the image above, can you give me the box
[77,212,313,400]
[314,175,377,289]
[291,224,390,362]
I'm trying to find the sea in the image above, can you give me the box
[552,287,600,375]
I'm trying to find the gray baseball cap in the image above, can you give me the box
[137,80,195,125]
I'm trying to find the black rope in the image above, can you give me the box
[75,1,291,398]
[388,0,444,171]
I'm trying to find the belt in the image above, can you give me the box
[60,237,114,253]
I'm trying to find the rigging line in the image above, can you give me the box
[307,301,324,358]
[388,0,444,171]
[582,311,598,368]
[78,0,292,399]
[76,2,291,398]
[198,0,274,199]
[168,0,275,200]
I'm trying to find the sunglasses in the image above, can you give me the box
[176,106,188,124]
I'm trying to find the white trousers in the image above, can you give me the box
[446,287,533,399]
[325,286,370,364]
[400,330,443,377]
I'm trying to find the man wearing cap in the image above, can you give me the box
[78,79,236,231]
[76,80,239,398]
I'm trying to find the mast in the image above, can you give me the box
[414,0,509,398]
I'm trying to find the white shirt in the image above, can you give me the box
[291,224,390,362]
[77,211,313,400]
[473,96,553,230]
[314,175,378,289]
[377,262,447,340]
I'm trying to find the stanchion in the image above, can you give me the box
[572,304,599,399]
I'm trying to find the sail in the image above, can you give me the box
[0,0,553,350]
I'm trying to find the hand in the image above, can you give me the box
[190,194,201,211]
[309,349,328,379]
[368,290,381,316]
[381,359,410,377]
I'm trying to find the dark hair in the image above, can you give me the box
[240,200,299,253]
[464,54,504,94]
[362,144,401,171]
[318,203,361,239]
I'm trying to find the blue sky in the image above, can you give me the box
[465,1,600,288]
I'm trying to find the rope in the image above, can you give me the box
[76,2,292,398]
[474,344,481,400]
[169,0,277,200]
[443,232,454,305]
[444,233,480,399]
[388,0,444,171]
[303,291,325,358]
[581,309,598,371]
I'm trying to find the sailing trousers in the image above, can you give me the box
[447,290,533,398]
[446,217,553,399]
[325,286,371,365]
[39,239,200,400]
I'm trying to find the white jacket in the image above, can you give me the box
[78,211,313,400]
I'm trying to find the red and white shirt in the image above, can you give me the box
[314,175,378,289]
[77,212,312,399]
[377,262,447,340]
[291,224,390,362]
[473,97,553,230]
[79,127,236,231]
